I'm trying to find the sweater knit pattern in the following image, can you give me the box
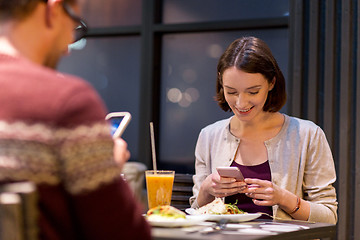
[0,101,120,196]
[0,53,151,240]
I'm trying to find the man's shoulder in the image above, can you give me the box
[31,64,97,101]
[3,55,91,90]
[0,56,106,125]
[34,64,90,89]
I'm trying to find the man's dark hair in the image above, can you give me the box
[215,36,287,112]
[0,0,76,21]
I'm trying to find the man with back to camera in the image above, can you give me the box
[0,0,151,239]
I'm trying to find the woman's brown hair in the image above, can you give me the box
[215,36,287,112]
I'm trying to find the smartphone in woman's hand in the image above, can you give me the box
[216,166,244,181]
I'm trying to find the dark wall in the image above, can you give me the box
[289,0,360,239]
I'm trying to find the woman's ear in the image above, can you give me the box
[269,77,276,91]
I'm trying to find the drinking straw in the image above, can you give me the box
[150,122,157,172]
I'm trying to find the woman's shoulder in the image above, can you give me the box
[196,117,232,148]
[284,114,323,136]
[268,114,327,146]
[286,115,319,128]
[197,117,232,142]
[200,117,231,134]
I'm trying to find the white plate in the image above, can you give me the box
[260,224,308,232]
[147,216,204,228]
[184,208,198,215]
[185,208,262,223]
[230,228,276,235]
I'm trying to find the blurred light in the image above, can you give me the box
[96,72,109,89]
[167,64,173,76]
[167,87,200,108]
[207,44,223,59]
[184,92,192,102]
[182,68,197,83]
[178,92,192,108]
[185,87,200,102]
[167,88,182,103]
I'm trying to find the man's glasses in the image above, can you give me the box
[62,2,88,43]
[41,0,88,43]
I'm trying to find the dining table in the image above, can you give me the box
[151,218,336,240]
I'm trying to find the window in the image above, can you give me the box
[59,0,289,173]
[163,0,289,23]
[159,29,288,172]
[81,0,141,27]
[58,37,141,159]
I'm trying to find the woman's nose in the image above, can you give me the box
[236,93,246,105]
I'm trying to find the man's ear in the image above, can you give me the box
[44,0,62,28]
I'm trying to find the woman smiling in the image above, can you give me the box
[190,36,337,224]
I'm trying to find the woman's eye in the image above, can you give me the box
[227,92,237,95]
[249,91,259,95]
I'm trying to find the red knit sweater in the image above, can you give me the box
[0,54,151,240]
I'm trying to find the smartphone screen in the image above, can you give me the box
[109,118,122,136]
[105,112,132,138]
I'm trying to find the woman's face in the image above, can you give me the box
[222,67,274,122]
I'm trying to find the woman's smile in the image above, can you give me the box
[222,68,273,122]
[235,106,254,114]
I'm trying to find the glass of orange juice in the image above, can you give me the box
[145,170,175,209]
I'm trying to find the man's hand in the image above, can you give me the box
[113,138,130,170]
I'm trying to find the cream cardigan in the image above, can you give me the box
[190,114,338,224]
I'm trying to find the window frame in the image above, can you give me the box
[83,0,289,172]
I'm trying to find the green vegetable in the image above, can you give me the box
[225,201,245,214]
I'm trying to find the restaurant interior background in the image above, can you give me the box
[58,0,359,239]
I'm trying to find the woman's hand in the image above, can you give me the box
[197,171,247,206]
[243,178,285,206]
[244,178,310,221]
[211,172,248,198]
[113,138,131,171]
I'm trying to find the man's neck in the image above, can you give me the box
[0,14,48,65]
[0,37,20,57]
[0,21,20,57]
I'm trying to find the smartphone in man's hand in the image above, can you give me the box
[105,112,132,139]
